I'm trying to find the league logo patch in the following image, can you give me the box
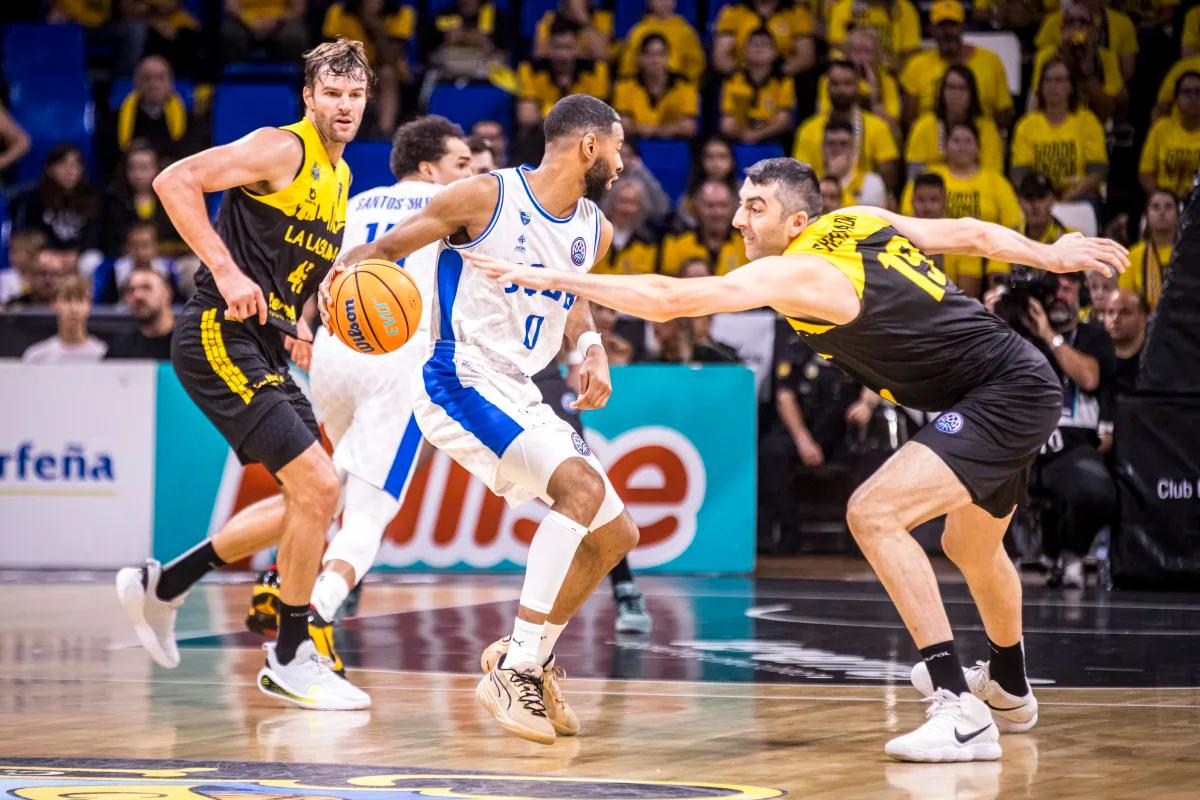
[935,412,964,435]
[571,237,587,267]
[571,432,591,456]
[311,161,321,182]
[520,210,531,225]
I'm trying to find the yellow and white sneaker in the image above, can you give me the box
[257,640,370,711]
[481,636,579,735]
[910,660,1038,733]
[476,661,556,745]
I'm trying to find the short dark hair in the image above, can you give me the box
[913,172,946,193]
[1176,70,1200,97]
[746,27,775,46]
[640,33,669,54]
[1018,172,1054,199]
[466,135,491,155]
[549,15,582,38]
[543,94,620,142]
[744,157,822,218]
[827,59,857,78]
[303,36,375,90]
[945,118,979,144]
[389,115,465,179]
[823,117,854,138]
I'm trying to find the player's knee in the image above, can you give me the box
[549,459,607,525]
[288,458,340,519]
[845,487,892,540]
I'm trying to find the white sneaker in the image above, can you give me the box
[115,559,186,668]
[1062,555,1085,588]
[885,690,1001,763]
[257,640,371,711]
[911,659,1038,733]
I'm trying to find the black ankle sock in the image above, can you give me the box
[156,541,226,601]
[609,557,633,594]
[920,641,969,695]
[987,637,1029,696]
[276,602,310,664]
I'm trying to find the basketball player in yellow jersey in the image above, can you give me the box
[114,39,373,710]
[467,158,1129,763]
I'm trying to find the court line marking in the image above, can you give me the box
[655,590,1200,613]
[745,605,1200,635]
[4,674,1198,709]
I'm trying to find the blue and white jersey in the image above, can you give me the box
[343,179,443,339]
[431,166,603,376]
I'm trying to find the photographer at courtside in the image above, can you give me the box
[987,271,1117,587]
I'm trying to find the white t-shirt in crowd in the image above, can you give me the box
[21,336,108,364]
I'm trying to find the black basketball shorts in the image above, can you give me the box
[172,301,319,474]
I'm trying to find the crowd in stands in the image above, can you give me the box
[1,0,1194,583]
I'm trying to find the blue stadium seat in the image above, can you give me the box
[8,77,95,185]
[343,140,396,194]
[212,82,300,145]
[109,78,197,112]
[519,0,559,40]
[428,84,513,136]
[637,139,691,206]
[615,0,698,38]
[2,23,85,85]
[221,62,303,82]
[733,143,785,177]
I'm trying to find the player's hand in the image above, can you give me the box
[795,435,825,467]
[983,285,1005,314]
[214,264,267,324]
[845,399,875,428]
[284,334,312,371]
[1023,298,1057,343]
[572,349,612,410]
[463,251,558,292]
[318,249,361,328]
[1048,232,1128,277]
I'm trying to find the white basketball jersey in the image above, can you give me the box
[343,179,443,338]
[431,166,602,376]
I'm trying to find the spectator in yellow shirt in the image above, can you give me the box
[720,29,796,145]
[819,26,902,131]
[1036,0,1138,80]
[901,121,1023,230]
[1031,4,1127,124]
[619,0,705,82]
[517,20,610,127]
[532,0,612,61]
[592,180,660,276]
[905,64,1005,179]
[972,0,1058,40]
[906,171,986,296]
[1140,70,1200,198]
[900,1,1013,128]
[794,60,901,192]
[826,0,921,70]
[821,118,890,208]
[1011,57,1108,201]
[1184,5,1200,57]
[1122,188,1178,309]
[660,181,749,276]
[222,0,308,63]
[323,1,417,135]
[1154,56,1200,119]
[712,0,817,75]
[613,34,699,139]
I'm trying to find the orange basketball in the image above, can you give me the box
[327,259,422,355]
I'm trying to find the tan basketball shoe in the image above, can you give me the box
[476,661,556,745]
[481,636,580,735]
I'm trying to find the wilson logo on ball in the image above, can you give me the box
[342,297,376,353]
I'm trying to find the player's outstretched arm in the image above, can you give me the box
[845,206,1129,277]
[463,251,859,324]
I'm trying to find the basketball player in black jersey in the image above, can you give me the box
[114,38,373,710]
[466,158,1128,763]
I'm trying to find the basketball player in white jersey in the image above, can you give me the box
[292,116,473,670]
[322,95,638,745]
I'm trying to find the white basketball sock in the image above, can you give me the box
[538,621,567,664]
[310,571,350,622]
[502,618,544,667]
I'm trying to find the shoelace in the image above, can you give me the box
[619,594,647,616]
[966,661,991,694]
[923,690,963,721]
[508,670,549,717]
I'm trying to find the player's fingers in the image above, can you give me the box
[255,288,268,325]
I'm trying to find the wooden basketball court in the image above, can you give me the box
[3,561,1198,799]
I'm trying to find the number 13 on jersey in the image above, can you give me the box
[877,235,949,301]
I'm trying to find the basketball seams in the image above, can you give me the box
[373,275,412,347]
[353,268,385,352]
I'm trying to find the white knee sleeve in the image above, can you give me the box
[519,510,588,614]
[322,472,401,581]
[588,469,625,531]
